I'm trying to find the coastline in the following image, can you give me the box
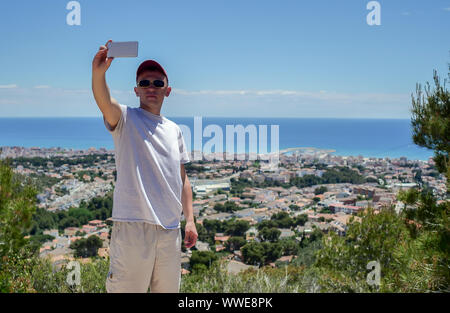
[0,117,434,161]
[0,145,432,162]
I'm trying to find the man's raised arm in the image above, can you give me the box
[91,39,121,130]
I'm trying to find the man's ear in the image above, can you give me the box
[165,86,171,97]
[134,86,139,97]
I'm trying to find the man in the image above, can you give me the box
[92,40,198,293]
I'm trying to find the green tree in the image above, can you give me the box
[214,201,241,213]
[59,216,80,230]
[261,242,283,264]
[301,227,323,247]
[189,250,218,270]
[256,219,278,231]
[68,207,93,226]
[202,219,225,234]
[397,187,449,290]
[0,158,37,256]
[411,67,450,192]
[279,238,299,256]
[224,219,250,237]
[289,204,300,211]
[294,214,308,226]
[241,241,265,266]
[314,186,328,195]
[70,235,103,258]
[271,211,294,228]
[0,158,38,292]
[225,236,247,252]
[315,207,409,292]
[29,207,58,235]
[258,227,281,242]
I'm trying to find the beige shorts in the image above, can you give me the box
[106,221,182,293]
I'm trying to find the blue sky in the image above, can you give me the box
[0,0,449,117]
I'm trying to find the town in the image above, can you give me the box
[0,145,447,275]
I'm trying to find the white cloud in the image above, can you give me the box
[171,89,249,96]
[0,86,412,118]
[444,7,450,11]
[164,88,411,118]
[0,84,18,89]
[171,88,408,103]
[33,85,51,89]
[0,86,97,117]
[61,89,89,94]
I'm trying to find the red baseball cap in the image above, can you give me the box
[136,60,169,84]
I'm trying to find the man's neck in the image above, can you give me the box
[140,104,161,116]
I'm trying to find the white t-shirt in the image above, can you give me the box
[103,104,190,229]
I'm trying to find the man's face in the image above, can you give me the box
[134,70,171,109]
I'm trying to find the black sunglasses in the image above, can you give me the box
[137,79,165,88]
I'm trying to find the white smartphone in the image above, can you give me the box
[106,41,138,58]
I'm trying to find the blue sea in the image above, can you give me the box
[0,117,434,161]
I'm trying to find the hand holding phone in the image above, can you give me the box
[106,41,139,58]
[92,39,115,75]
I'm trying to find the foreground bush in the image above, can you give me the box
[1,252,109,293]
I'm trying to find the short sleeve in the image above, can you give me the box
[178,126,190,164]
[103,104,127,136]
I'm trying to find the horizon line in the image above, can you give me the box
[0,116,412,120]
